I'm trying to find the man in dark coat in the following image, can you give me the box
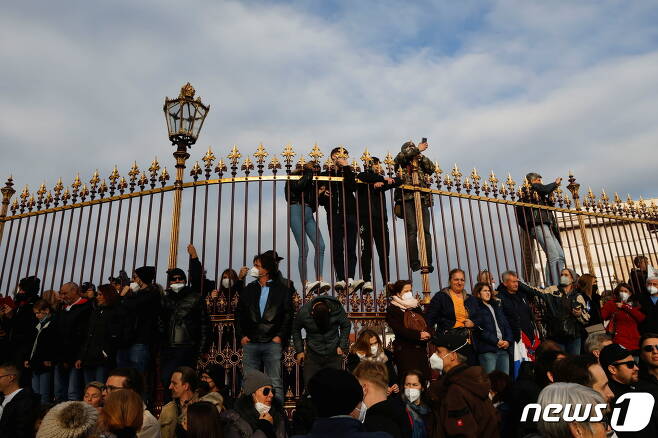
[427,334,499,438]
[629,256,649,297]
[639,272,658,334]
[160,244,211,397]
[516,172,565,286]
[497,271,540,347]
[0,362,40,438]
[292,293,351,386]
[236,252,293,403]
[4,276,40,383]
[54,282,92,401]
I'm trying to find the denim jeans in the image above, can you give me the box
[242,342,283,402]
[54,365,84,401]
[32,370,53,404]
[116,344,150,374]
[83,365,109,386]
[531,223,566,286]
[403,200,433,269]
[478,349,510,375]
[557,337,581,356]
[290,203,325,285]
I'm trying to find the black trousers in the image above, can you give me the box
[328,211,357,281]
[360,218,391,284]
[403,200,433,268]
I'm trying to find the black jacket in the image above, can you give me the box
[0,388,40,438]
[346,350,399,388]
[78,304,123,366]
[54,298,92,364]
[292,296,350,356]
[471,299,514,355]
[26,316,57,374]
[356,170,400,223]
[364,398,412,438]
[292,416,392,438]
[517,182,559,227]
[161,275,211,354]
[319,165,357,215]
[285,169,320,212]
[639,294,658,333]
[7,292,38,362]
[425,288,479,334]
[235,276,293,343]
[497,283,539,343]
[119,284,161,347]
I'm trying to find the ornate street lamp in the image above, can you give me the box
[164,83,209,269]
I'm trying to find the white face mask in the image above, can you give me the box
[221,278,234,289]
[619,292,630,302]
[254,402,270,415]
[648,286,658,296]
[404,388,421,403]
[170,283,185,293]
[401,291,413,301]
[429,352,444,371]
[560,275,571,286]
[357,401,367,422]
[370,344,379,355]
[249,266,262,278]
[129,282,140,292]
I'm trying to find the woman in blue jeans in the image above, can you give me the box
[471,282,514,375]
[285,162,329,295]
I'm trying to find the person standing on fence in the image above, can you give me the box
[357,157,400,293]
[54,281,92,402]
[319,147,364,293]
[292,289,351,386]
[116,266,160,376]
[286,161,330,296]
[385,280,431,380]
[236,252,293,403]
[160,244,211,400]
[518,172,566,286]
[393,140,434,274]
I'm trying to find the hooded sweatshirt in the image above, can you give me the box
[292,295,351,356]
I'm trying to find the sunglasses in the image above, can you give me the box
[612,360,637,369]
[642,344,658,353]
[170,276,184,282]
[262,387,274,396]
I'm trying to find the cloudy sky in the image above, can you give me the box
[2,0,658,199]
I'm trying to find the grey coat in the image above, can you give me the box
[292,295,351,356]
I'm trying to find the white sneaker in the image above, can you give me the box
[334,280,347,291]
[362,281,373,293]
[318,281,331,294]
[305,280,321,295]
[349,278,364,292]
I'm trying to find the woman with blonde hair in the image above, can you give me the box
[100,389,144,438]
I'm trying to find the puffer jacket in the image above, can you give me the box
[428,364,499,438]
[393,144,434,205]
[292,295,350,356]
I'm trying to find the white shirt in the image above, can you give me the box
[65,297,84,311]
[0,388,23,420]
[139,405,161,438]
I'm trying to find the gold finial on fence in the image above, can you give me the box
[323,156,334,171]
[109,165,120,184]
[53,178,64,205]
[470,168,480,182]
[19,185,29,212]
[130,161,141,184]
[137,172,148,189]
[383,152,395,173]
[481,180,491,195]
[117,177,128,194]
[282,144,295,165]
[254,144,268,165]
[434,161,443,177]
[148,159,159,188]
[463,176,472,192]
[27,195,35,211]
[614,192,622,206]
[334,146,348,160]
[268,156,281,171]
[228,145,241,167]
[214,160,227,175]
[506,173,515,192]
[44,191,53,208]
[488,170,498,187]
[79,184,89,201]
[638,197,647,214]
[190,161,202,180]
[351,159,361,173]
[203,147,217,168]
[242,157,254,173]
[360,148,373,167]
[296,155,307,169]
[159,168,170,186]
[451,164,462,181]
[10,198,19,214]
[443,173,453,188]
[72,174,81,191]
[98,180,108,197]
[36,183,46,209]
[61,188,71,205]
[499,183,509,197]
[309,143,323,161]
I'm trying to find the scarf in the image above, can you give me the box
[391,295,419,310]
[406,401,430,438]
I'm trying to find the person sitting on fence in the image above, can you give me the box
[356,156,400,293]
[385,280,431,380]
[470,282,513,375]
[24,298,56,404]
[292,289,351,386]
[286,161,330,295]
[517,172,566,287]
[425,269,478,343]
[220,369,287,438]
[319,147,364,293]
[629,255,649,297]
[353,360,412,438]
[235,252,293,403]
[346,329,399,396]
[639,266,658,333]
[393,140,434,274]
[601,282,645,354]
[116,266,160,376]
[160,244,211,401]
[54,281,92,402]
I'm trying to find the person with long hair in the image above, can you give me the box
[401,370,431,438]
[346,328,399,395]
[100,389,144,438]
[574,273,603,330]
[385,280,431,380]
[186,401,223,438]
[601,282,645,354]
[471,282,513,374]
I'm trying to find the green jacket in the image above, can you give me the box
[292,296,351,356]
[394,144,435,204]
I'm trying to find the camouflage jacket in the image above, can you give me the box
[393,144,435,204]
